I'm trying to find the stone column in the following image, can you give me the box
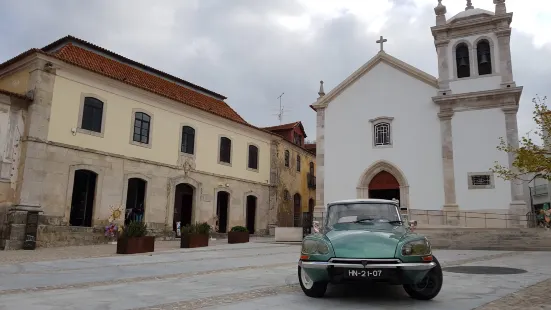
[314,107,326,223]
[17,59,55,208]
[435,40,451,95]
[496,29,515,88]
[438,110,459,225]
[502,102,528,203]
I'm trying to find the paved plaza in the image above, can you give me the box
[0,241,550,310]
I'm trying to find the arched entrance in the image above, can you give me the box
[174,183,194,235]
[357,160,410,210]
[216,191,230,233]
[246,195,257,234]
[368,171,400,202]
[125,178,147,225]
[69,169,98,227]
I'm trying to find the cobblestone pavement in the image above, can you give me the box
[0,243,549,310]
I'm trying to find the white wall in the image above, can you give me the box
[324,62,444,210]
[452,108,511,210]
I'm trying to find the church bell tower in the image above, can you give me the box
[430,0,528,225]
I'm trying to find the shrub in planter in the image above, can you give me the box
[116,221,155,254]
[181,222,211,248]
[228,226,250,244]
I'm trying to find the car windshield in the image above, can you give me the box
[325,202,402,228]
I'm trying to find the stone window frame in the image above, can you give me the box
[178,123,197,158]
[296,154,301,173]
[218,135,233,166]
[246,142,260,173]
[467,171,495,190]
[77,93,107,138]
[369,116,394,148]
[473,36,497,76]
[129,108,154,149]
[452,39,473,80]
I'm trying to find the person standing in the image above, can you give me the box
[134,203,144,222]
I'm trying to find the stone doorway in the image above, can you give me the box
[69,169,97,227]
[125,178,147,225]
[368,171,400,206]
[246,195,257,234]
[216,191,230,233]
[356,160,410,210]
[173,183,194,234]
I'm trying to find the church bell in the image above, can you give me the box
[479,53,489,64]
[458,57,468,67]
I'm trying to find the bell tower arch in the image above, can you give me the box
[431,0,515,96]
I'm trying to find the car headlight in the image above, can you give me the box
[401,238,431,256]
[301,239,330,255]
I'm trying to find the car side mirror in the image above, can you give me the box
[408,220,417,230]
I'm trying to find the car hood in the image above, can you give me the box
[325,225,409,258]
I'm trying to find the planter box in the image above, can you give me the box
[274,227,303,242]
[116,236,155,254]
[228,231,249,244]
[181,233,209,248]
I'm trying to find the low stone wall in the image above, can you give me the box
[417,228,551,251]
[2,210,176,250]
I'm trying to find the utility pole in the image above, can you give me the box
[277,92,285,124]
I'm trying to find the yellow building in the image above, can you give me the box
[263,122,316,231]
[0,36,282,249]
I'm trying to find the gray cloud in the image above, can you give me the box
[1,0,549,142]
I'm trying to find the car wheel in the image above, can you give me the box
[298,266,328,298]
[403,256,443,300]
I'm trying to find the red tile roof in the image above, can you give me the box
[262,122,300,131]
[0,36,255,128]
[304,143,316,150]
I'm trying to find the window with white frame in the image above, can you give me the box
[374,123,391,146]
[370,116,394,148]
[468,172,495,189]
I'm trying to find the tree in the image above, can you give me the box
[491,95,551,181]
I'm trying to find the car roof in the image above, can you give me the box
[327,198,399,206]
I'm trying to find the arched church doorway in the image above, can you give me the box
[216,191,230,233]
[174,183,194,235]
[69,169,97,227]
[368,171,400,206]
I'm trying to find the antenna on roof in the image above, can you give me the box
[277,92,285,124]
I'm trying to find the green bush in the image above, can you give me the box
[120,221,148,238]
[180,222,211,235]
[230,226,248,232]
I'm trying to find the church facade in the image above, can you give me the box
[311,0,528,227]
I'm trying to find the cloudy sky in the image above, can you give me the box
[1,0,550,142]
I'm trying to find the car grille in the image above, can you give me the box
[329,258,401,265]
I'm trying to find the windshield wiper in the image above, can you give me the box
[387,220,403,224]
[354,218,375,223]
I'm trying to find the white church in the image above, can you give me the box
[311,0,528,227]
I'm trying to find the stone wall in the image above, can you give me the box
[5,139,274,249]
[417,228,551,251]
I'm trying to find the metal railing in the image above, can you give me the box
[303,210,544,231]
[408,209,539,228]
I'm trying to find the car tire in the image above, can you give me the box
[298,266,328,298]
[402,256,443,300]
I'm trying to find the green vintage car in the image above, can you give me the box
[298,199,442,300]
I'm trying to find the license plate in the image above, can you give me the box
[345,269,384,278]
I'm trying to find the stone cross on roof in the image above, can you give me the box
[376,36,387,52]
